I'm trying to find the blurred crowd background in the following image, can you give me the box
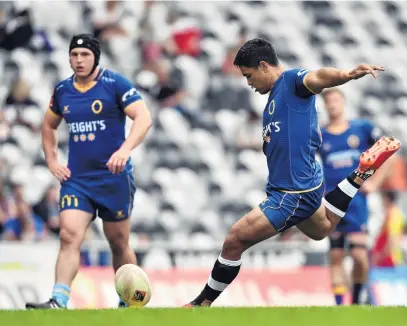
[0,1,406,268]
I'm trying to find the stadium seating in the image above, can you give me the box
[1,1,406,246]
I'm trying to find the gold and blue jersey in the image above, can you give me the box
[319,119,379,192]
[49,68,142,177]
[319,119,381,231]
[262,68,323,193]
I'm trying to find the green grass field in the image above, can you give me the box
[1,307,406,326]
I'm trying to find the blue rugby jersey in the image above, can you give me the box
[319,119,380,192]
[48,68,142,177]
[262,68,323,192]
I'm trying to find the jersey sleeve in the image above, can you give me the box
[363,120,383,146]
[283,69,316,112]
[293,69,318,98]
[113,73,142,110]
[48,87,62,116]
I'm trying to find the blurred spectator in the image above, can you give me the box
[141,45,168,82]
[1,0,407,251]
[204,27,252,113]
[92,0,128,42]
[163,9,201,58]
[222,27,249,77]
[372,191,406,267]
[0,179,18,239]
[236,109,263,151]
[204,73,252,113]
[379,153,407,194]
[156,67,188,112]
[136,62,189,117]
[32,184,60,236]
[0,2,34,51]
[0,110,8,141]
[0,179,10,236]
[2,181,45,241]
[4,77,37,106]
[90,0,137,73]
[2,77,41,132]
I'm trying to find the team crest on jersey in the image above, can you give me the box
[347,135,360,148]
[268,100,275,115]
[91,100,103,114]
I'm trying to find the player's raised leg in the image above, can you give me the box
[329,233,347,305]
[184,206,278,307]
[348,232,369,304]
[298,136,401,240]
[26,208,93,309]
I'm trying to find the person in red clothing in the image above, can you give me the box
[372,191,406,267]
[372,154,406,267]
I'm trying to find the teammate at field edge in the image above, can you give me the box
[319,88,392,305]
[25,34,152,309]
[184,38,400,307]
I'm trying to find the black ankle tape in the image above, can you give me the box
[324,186,352,213]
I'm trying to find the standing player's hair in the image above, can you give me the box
[69,33,101,76]
[322,88,345,99]
[233,38,279,68]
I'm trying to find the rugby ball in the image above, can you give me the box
[115,264,152,307]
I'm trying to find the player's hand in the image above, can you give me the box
[348,64,385,80]
[48,161,71,182]
[107,147,130,174]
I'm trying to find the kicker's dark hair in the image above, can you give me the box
[233,38,279,68]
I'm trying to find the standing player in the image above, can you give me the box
[319,88,389,305]
[184,38,400,307]
[25,34,152,309]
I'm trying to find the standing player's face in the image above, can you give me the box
[69,48,95,78]
[239,65,272,95]
[323,92,345,120]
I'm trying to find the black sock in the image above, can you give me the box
[352,283,364,304]
[192,255,242,305]
[323,169,367,217]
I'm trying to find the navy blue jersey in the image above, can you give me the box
[319,119,380,192]
[48,68,142,177]
[262,68,323,192]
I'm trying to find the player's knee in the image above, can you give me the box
[350,247,368,268]
[59,227,83,249]
[330,251,345,266]
[222,226,245,256]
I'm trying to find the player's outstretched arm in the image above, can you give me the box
[106,101,152,174]
[304,64,385,94]
[42,110,71,181]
